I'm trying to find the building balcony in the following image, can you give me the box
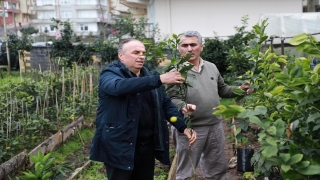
[74,4,108,10]
[30,19,53,23]
[4,0,19,3]
[6,9,20,13]
[29,6,55,11]
[72,18,103,22]
[120,0,148,8]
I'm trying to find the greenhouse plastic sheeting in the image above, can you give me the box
[259,13,320,44]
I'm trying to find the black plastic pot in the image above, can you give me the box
[237,148,254,172]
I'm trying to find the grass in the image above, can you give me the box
[51,128,94,164]
[78,162,107,180]
[0,70,21,86]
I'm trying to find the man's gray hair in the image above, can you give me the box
[182,31,203,44]
[118,38,140,53]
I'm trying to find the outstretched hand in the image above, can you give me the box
[183,128,197,146]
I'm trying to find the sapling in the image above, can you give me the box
[161,33,196,179]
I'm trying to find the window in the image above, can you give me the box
[80,24,88,31]
[43,11,55,19]
[61,11,72,18]
[61,0,70,5]
[77,0,91,5]
[42,0,54,5]
[78,10,96,18]
[50,25,54,31]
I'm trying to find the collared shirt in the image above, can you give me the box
[190,58,204,73]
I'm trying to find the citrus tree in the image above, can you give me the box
[214,20,320,179]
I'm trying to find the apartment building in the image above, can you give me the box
[0,0,20,27]
[29,0,110,36]
[0,0,35,27]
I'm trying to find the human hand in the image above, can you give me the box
[183,128,197,146]
[182,104,196,115]
[160,72,185,85]
[240,83,254,94]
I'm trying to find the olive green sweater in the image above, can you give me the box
[168,59,238,126]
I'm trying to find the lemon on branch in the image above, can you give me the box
[170,116,177,123]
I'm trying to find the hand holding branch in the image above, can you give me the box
[184,128,197,146]
[182,104,196,115]
[240,83,254,94]
[160,72,185,85]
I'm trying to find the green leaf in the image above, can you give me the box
[22,172,38,180]
[306,112,320,123]
[277,57,287,64]
[270,85,285,96]
[313,63,320,73]
[274,119,285,137]
[248,116,264,128]
[171,58,178,65]
[261,145,278,158]
[274,73,289,80]
[44,158,55,169]
[280,153,290,163]
[296,165,320,175]
[240,120,248,131]
[300,97,320,106]
[264,92,272,98]
[290,65,303,78]
[30,156,40,163]
[42,171,54,180]
[172,33,178,39]
[297,161,310,169]
[267,126,277,136]
[42,153,51,163]
[281,164,291,172]
[313,124,320,131]
[289,78,309,87]
[235,127,241,136]
[215,105,226,110]
[229,105,246,113]
[281,170,304,179]
[289,33,308,45]
[233,88,245,95]
[311,73,319,84]
[289,142,300,156]
[287,154,303,165]
[266,157,282,166]
[254,106,267,115]
[266,137,277,146]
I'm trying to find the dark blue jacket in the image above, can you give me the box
[90,60,187,170]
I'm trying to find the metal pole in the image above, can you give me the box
[2,0,11,75]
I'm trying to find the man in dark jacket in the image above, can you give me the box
[90,39,197,180]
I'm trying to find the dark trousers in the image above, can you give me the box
[105,141,155,180]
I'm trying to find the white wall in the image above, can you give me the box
[150,0,303,38]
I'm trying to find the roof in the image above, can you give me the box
[259,13,320,44]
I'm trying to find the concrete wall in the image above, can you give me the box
[149,0,303,38]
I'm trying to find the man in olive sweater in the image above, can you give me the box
[169,31,253,180]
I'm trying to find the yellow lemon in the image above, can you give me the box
[170,116,177,123]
